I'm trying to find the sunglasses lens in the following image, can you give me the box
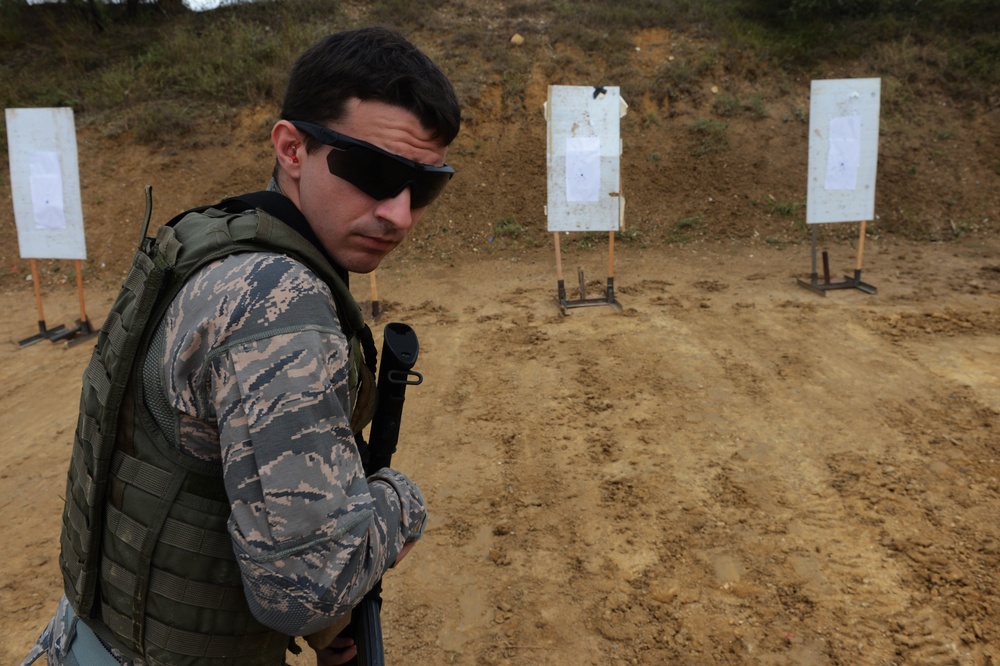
[326,147,387,198]
[326,145,452,208]
[410,171,453,208]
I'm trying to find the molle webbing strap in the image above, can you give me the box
[85,357,112,409]
[158,518,236,560]
[102,506,236,563]
[100,603,137,652]
[65,484,93,550]
[111,450,171,498]
[104,504,146,553]
[78,415,102,465]
[122,259,148,293]
[60,530,87,591]
[100,604,287,661]
[143,616,282,659]
[147,568,248,611]
[102,558,247,612]
[70,435,100,512]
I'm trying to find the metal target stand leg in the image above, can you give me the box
[554,232,623,314]
[797,222,877,296]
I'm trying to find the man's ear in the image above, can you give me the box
[271,120,303,179]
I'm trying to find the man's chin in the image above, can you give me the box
[342,252,387,274]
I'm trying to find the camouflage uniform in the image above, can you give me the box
[23,183,427,665]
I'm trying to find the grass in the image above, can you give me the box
[669,216,703,244]
[713,91,769,119]
[764,196,804,217]
[745,93,768,119]
[0,0,996,150]
[783,105,808,123]
[0,0,332,148]
[570,231,606,250]
[616,227,646,247]
[690,118,730,156]
[713,92,741,117]
[494,216,525,239]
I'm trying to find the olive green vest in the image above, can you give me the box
[59,197,375,665]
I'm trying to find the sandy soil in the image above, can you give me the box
[3,230,1000,665]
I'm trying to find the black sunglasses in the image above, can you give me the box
[290,121,454,209]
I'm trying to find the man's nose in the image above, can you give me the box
[374,186,415,230]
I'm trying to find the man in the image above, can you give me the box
[23,26,460,666]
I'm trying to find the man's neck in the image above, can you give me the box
[265,178,349,286]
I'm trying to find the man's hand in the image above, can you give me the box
[315,636,357,665]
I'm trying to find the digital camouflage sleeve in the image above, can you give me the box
[153,251,427,636]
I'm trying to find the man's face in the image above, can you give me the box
[289,99,449,273]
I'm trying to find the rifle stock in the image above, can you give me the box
[353,323,422,666]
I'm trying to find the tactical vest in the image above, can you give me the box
[58,192,377,666]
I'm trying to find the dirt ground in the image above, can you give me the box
[2,25,1000,666]
[3,233,1000,666]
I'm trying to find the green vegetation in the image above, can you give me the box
[615,226,646,247]
[712,92,741,118]
[712,91,768,119]
[745,93,768,119]
[782,105,808,123]
[764,196,803,217]
[0,0,336,147]
[669,216,703,243]
[494,215,525,238]
[0,0,996,148]
[576,231,601,250]
[690,118,730,156]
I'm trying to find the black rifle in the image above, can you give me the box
[353,323,423,666]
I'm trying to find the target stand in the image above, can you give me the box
[8,107,98,348]
[797,221,877,296]
[798,78,882,297]
[18,258,97,348]
[545,85,628,315]
[554,231,622,314]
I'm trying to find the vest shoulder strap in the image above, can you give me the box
[161,191,365,339]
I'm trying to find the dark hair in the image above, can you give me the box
[281,26,460,148]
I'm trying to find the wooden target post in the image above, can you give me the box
[545,85,627,314]
[797,78,881,296]
[7,107,98,347]
[21,258,68,345]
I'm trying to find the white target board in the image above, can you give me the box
[806,78,881,224]
[6,107,87,259]
[545,85,625,232]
